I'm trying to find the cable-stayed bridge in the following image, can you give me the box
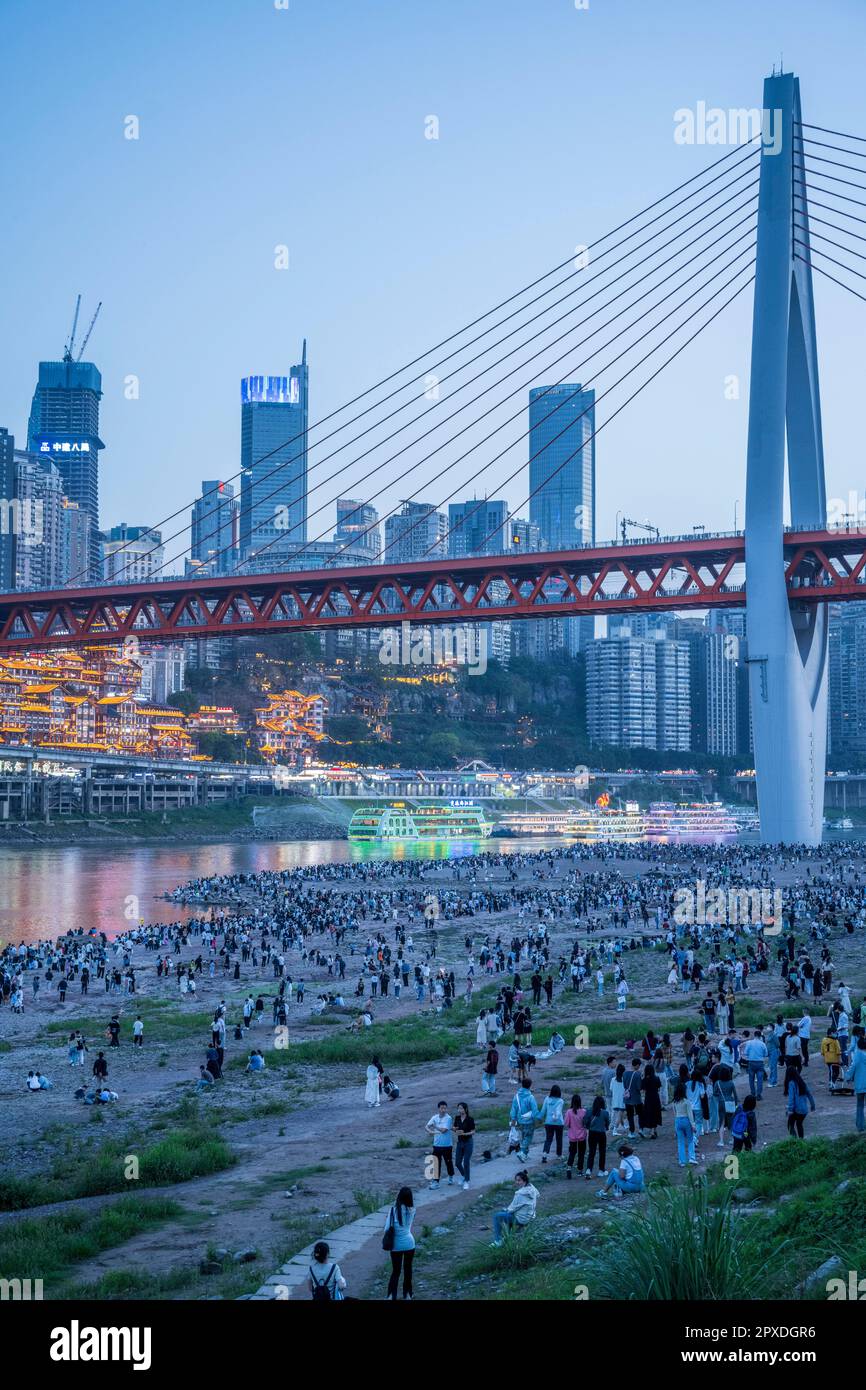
[2,71,865,843]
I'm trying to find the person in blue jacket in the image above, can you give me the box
[510,1080,540,1160]
[846,1035,866,1132]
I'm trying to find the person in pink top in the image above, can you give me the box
[564,1092,588,1178]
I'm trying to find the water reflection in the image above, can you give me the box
[0,836,545,946]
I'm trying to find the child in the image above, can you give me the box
[506,1122,522,1157]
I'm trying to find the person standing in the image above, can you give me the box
[785,1065,816,1138]
[564,1093,588,1178]
[798,1010,812,1067]
[365,1063,381,1108]
[846,1035,866,1132]
[482,1041,499,1096]
[132,1017,144,1049]
[584,1095,610,1180]
[384,1186,416,1301]
[509,1079,540,1161]
[672,1082,698,1167]
[539,1084,565,1163]
[624,1058,644,1138]
[425,1101,455,1187]
[741,1030,768,1099]
[454,1103,476,1190]
[639,1064,662,1139]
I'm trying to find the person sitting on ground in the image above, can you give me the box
[489,1169,539,1248]
[25,1070,41,1091]
[245,1049,265,1073]
[598,1143,645,1199]
[196,1065,215,1091]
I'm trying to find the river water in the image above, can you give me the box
[1,829,861,948]
[0,837,551,947]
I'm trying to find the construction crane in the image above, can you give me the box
[62,296,102,363]
[619,516,660,544]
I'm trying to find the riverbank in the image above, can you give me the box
[0,797,349,849]
[3,841,866,1300]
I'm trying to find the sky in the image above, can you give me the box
[1,0,864,567]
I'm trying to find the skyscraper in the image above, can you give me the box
[334,499,381,560]
[27,359,103,576]
[0,428,14,590]
[191,480,237,573]
[528,383,595,548]
[383,501,447,561]
[447,499,509,557]
[101,524,164,583]
[586,636,657,749]
[239,345,308,563]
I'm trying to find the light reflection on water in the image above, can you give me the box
[0,836,540,946]
[0,828,860,947]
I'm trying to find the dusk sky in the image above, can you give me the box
[2,0,864,564]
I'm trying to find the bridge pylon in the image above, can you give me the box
[745,71,828,845]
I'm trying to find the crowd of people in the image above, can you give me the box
[5,834,866,1300]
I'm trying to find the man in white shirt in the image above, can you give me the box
[425,1101,454,1188]
[797,1012,812,1067]
[740,1031,769,1098]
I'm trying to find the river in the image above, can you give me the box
[0,836,551,946]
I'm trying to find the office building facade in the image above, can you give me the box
[26,359,103,576]
[0,428,15,590]
[383,501,447,561]
[447,499,509,557]
[191,480,237,573]
[528,383,595,549]
[239,346,308,563]
[101,524,164,584]
[334,499,381,560]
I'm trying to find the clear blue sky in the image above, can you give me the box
[1,0,864,564]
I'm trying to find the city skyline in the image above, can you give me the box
[2,0,865,570]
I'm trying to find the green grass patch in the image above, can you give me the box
[0,1196,181,1285]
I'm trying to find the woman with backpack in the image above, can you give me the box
[731,1094,758,1152]
[785,1065,816,1138]
[384,1186,416,1300]
[309,1241,347,1302]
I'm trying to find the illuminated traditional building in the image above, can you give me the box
[253,691,327,763]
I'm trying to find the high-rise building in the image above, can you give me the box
[334,499,381,560]
[239,345,308,563]
[26,360,103,576]
[191,480,237,573]
[13,450,65,591]
[383,501,447,561]
[655,637,691,752]
[101,524,164,583]
[60,500,92,587]
[586,636,657,749]
[689,627,739,757]
[0,428,15,591]
[447,499,509,558]
[828,603,866,767]
[528,383,595,549]
[509,517,543,553]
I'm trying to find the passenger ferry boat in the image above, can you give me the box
[348,800,493,842]
[497,803,645,842]
[642,801,740,841]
